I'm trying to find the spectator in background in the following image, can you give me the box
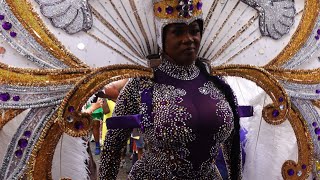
[84,91,110,155]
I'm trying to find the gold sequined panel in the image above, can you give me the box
[211,64,290,125]
[281,108,313,180]
[0,109,25,129]
[27,66,153,179]
[154,0,202,19]
[211,65,313,180]
[26,114,62,180]
[57,65,153,137]
[0,62,90,86]
[313,100,320,108]
[5,0,88,68]
[265,0,319,67]
[266,67,320,84]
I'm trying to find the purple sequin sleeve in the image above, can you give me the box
[99,79,140,179]
[221,129,242,180]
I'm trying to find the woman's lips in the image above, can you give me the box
[183,47,196,53]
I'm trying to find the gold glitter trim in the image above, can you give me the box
[57,65,153,137]
[223,36,262,65]
[0,62,90,86]
[266,67,320,84]
[209,15,259,61]
[27,114,62,180]
[5,0,88,68]
[129,0,152,54]
[265,0,319,67]
[27,66,153,179]
[86,32,140,65]
[23,64,314,179]
[201,1,240,58]
[0,109,25,129]
[313,100,320,108]
[90,5,144,59]
[281,107,313,180]
[154,0,202,19]
[211,64,290,125]
[203,0,218,30]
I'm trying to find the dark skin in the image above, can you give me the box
[163,21,202,66]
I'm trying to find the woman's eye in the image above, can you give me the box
[172,30,184,36]
[190,29,200,35]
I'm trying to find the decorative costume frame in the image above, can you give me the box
[0,0,319,179]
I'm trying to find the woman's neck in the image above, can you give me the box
[157,55,200,80]
[161,53,195,66]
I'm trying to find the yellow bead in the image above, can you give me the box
[316,161,320,170]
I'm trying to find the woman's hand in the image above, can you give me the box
[84,101,102,114]
[99,98,110,114]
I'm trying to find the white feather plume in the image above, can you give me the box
[51,133,90,180]
[226,77,298,180]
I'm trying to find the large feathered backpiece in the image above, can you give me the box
[0,0,319,179]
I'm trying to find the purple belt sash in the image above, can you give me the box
[106,105,253,129]
[237,106,254,118]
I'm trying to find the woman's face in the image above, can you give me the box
[163,21,201,65]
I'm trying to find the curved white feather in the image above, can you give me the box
[51,134,90,180]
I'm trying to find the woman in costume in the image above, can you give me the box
[99,1,241,179]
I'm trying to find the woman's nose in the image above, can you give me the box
[182,32,194,44]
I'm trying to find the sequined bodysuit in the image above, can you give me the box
[99,59,241,180]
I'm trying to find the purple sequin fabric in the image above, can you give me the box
[99,59,237,180]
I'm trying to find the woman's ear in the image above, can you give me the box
[197,19,204,37]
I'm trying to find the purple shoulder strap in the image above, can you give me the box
[237,106,254,117]
[106,87,154,130]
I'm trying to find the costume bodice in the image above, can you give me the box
[99,60,238,180]
[130,60,234,179]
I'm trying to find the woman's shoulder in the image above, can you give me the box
[196,58,211,74]
[121,77,154,92]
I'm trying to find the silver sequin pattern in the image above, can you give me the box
[0,2,69,68]
[0,84,73,109]
[0,106,58,179]
[280,80,320,100]
[35,0,93,34]
[291,98,320,179]
[100,77,236,179]
[240,0,295,40]
[282,14,320,69]
[157,59,200,80]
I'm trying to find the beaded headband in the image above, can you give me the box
[153,0,203,19]
[153,0,203,50]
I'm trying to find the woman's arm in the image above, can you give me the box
[99,128,131,179]
[83,102,101,114]
[99,78,140,179]
[221,129,242,180]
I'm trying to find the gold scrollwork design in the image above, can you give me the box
[26,114,62,180]
[211,65,313,179]
[27,66,153,179]
[0,62,90,86]
[24,65,315,179]
[57,65,153,137]
[266,67,320,84]
[211,64,290,125]
[5,0,88,68]
[0,109,25,129]
[265,0,319,67]
[281,108,313,180]
[313,100,320,108]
